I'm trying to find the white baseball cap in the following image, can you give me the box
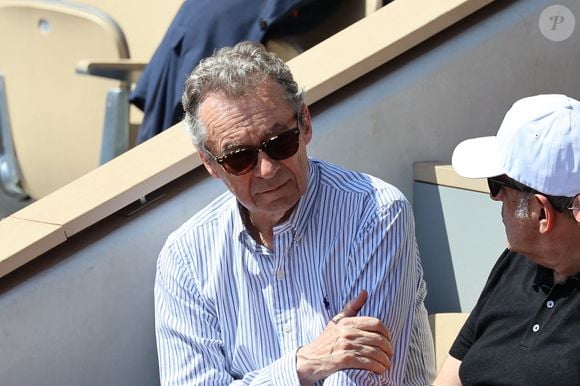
[452,94,580,197]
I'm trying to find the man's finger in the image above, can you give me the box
[338,290,368,319]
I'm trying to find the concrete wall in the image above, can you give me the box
[307,0,580,202]
[414,182,505,314]
[1,0,579,384]
[0,168,226,386]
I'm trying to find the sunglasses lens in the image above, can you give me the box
[264,129,300,160]
[215,128,300,176]
[487,178,501,197]
[222,149,258,176]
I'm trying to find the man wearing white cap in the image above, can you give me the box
[434,94,580,386]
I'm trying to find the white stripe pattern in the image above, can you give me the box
[155,158,435,385]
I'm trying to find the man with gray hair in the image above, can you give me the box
[435,94,580,385]
[154,41,435,385]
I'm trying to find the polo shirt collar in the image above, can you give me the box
[533,264,580,292]
[533,265,554,292]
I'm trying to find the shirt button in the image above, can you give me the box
[532,324,540,333]
[283,324,291,333]
[546,300,555,309]
[276,269,285,280]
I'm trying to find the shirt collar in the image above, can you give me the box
[533,265,554,292]
[568,272,580,287]
[533,264,580,292]
[232,199,252,246]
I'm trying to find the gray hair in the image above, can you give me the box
[514,191,577,222]
[514,191,535,219]
[181,41,305,150]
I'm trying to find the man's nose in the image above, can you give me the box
[254,150,279,178]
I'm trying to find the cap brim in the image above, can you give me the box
[451,136,505,179]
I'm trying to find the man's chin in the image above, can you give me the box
[256,196,300,216]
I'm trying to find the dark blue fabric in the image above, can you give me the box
[130,0,316,144]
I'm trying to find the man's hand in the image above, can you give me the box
[296,290,393,386]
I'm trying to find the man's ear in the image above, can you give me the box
[198,149,220,179]
[300,104,313,144]
[572,195,580,223]
[534,194,555,234]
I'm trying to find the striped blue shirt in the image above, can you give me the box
[155,158,435,385]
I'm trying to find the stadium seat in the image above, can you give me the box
[429,312,469,372]
[0,0,136,200]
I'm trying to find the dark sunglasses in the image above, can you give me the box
[487,176,532,198]
[205,127,301,176]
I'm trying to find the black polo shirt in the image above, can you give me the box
[450,249,580,385]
